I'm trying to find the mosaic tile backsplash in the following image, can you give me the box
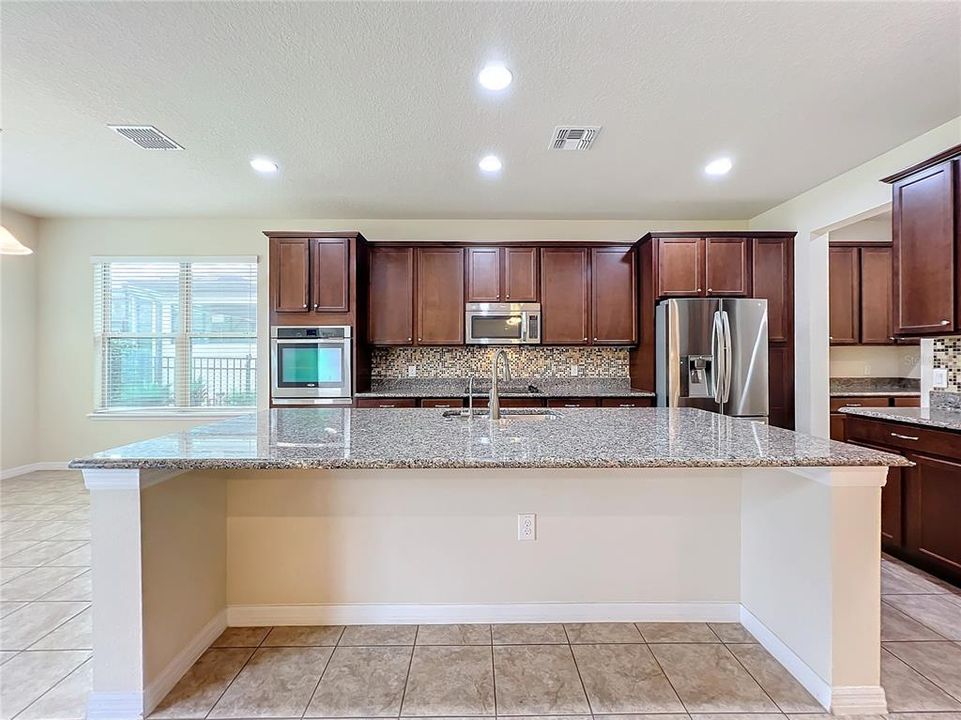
[933,336,961,392]
[371,346,630,379]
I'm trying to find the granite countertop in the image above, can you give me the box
[829,377,921,398]
[355,378,656,399]
[840,406,961,434]
[69,407,908,471]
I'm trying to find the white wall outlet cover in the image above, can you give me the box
[569,364,579,376]
[863,364,872,376]
[407,365,417,378]
[932,368,948,389]
[517,513,536,541]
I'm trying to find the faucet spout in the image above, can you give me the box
[489,349,512,421]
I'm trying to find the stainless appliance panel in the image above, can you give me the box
[270,326,352,401]
[720,298,769,418]
[465,302,541,345]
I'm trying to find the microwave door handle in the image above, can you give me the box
[521,313,529,342]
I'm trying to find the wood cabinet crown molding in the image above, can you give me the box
[880,142,961,184]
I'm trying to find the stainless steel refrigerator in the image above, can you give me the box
[655,298,769,420]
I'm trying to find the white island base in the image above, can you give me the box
[82,464,887,719]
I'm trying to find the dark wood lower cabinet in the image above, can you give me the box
[904,453,961,579]
[600,397,654,408]
[355,398,417,409]
[547,398,598,408]
[419,398,464,408]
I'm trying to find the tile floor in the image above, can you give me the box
[2,471,961,720]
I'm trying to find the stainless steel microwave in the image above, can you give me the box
[465,303,541,345]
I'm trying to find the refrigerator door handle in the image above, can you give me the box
[721,310,733,403]
[711,311,724,404]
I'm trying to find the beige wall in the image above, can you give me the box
[33,217,744,462]
[750,116,961,435]
[1,207,41,471]
[829,346,921,380]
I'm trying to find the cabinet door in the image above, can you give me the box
[540,248,590,344]
[829,247,860,344]
[466,247,501,302]
[768,344,794,429]
[547,398,599,408]
[904,452,961,578]
[704,238,749,296]
[416,248,465,344]
[310,238,349,312]
[657,238,702,296]
[600,398,653,408]
[368,247,414,345]
[893,161,956,335]
[274,238,310,312]
[752,238,791,342]
[829,413,845,441]
[591,247,637,344]
[355,398,417,408]
[504,247,539,301]
[883,465,905,550]
[859,246,894,344]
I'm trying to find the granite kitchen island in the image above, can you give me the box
[71,407,908,719]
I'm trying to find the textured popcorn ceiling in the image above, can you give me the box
[2,2,959,218]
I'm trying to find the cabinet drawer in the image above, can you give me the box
[600,397,653,408]
[547,398,598,408]
[829,396,890,411]
[355,398,417,409]
[844,417,961,458]
[419,398,465,409]
[893,397,921,408]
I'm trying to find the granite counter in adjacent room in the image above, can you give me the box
[840,391,961,433]
[70,406,907,471]
[355,377,656,399]
[829,376,921,397]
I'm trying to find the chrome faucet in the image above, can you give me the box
[489,349,512,420]
[466,375,477,418]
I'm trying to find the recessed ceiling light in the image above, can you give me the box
[704,157,733,176]
[477,62,512,91]
[250,157,279,174]
[478,154,503,173]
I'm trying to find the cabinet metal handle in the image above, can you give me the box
[593,337,598,341]
[418,337,422,342]
[707,288,713,292]
[303,304,308,308]
[506,293,510,298]
[408,337,412,342]
[940,319,950,325]
[564,404,579,408]
[846,403,862,407]
[583,337,588,341]
[890,432,919,441]
[382,404,396,408]
[619,403,634,407]
[697,287,702,292]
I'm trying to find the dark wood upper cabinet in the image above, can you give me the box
[541,248,590,344]
[829,246,860,345]
[591,247,637,344]
[310,238,349,312]
[891,161,956,335]
[752,238,790,343]
[503,247,539,302]
[368,246,414,345]
[466,247,501,302]
[274,238,310,312]
[860,246,894,345]
[657,238,702,296]
[704,238,749,296]
[415,248,464,345]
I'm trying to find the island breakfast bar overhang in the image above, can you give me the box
[72,408,907,720]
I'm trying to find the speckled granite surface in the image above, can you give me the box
[932,390,961,411]
[829,377,921,397]
[69,407,907,471]
[357,377,656,398]
[840,404,961,433]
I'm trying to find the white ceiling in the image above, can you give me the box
[2,1,959,220]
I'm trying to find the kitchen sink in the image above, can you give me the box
[442,409,560,421]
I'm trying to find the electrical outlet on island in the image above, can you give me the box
[517,513,536,541]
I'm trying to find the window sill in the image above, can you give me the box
[87,409,257,421]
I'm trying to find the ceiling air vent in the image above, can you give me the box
[550,125,600,151]
[108,125,183,150]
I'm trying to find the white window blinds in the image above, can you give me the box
[92,258,258,413]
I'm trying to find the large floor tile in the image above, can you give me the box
[306,645,412,717]
[39,571,92,602]
[17,657,92,720]
[401,645,495,716]
[0,566,85,601]
[209,646,333,718]
[885,594,961,640]
[727,643,823,713]
[0,601,88,651]
[708,622,757,643]
[493,645,590,715]
[47,544,90,567]
[0,540,39,560]
[651,643,779,713]
[151,648,254,719]
[211,627,270,648]
[572,643,684,713]
[883,602,946,641]
[262,626,344,647]
[492,623,567,645]
[0,602,25,619]
[565,622,643,644]
[882,561,953,595]
[339,624,417,646]
[30,608,93,650]
[415,623,491,646]
[637,622,720,643]
[1,541,86,567]
[882,648,961,712]
[0,649,89,720]
[884,642,961,701]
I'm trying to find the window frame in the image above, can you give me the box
[91,256,259,418]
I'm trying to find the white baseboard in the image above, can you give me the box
[830,685,888,716]
[0,461,69,480]
[227,601,740,626]
[143,609,227,715]
[86,692,143,720]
